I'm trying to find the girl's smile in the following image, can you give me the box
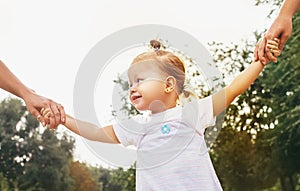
[127,60,177,113]
[130,92,142,103]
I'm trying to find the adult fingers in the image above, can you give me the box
[57,104,66,123]
[40,107,53,128]
[272,49,281,57]
[40,108,51,126]
[40,104,57,130]
[31,107,46,127]
[48,114,56,130]
[278,33,290,52]
[265,50,277,63]
[257,37,267,65]
[266,43,279,50]
[266,37,280,61]
[267,44,281,57]
[41,107,52,118]
[273,37,280,43]
[50,102,65,129]
[267,38,280,46]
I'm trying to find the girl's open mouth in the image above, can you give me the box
[131,95,142,101]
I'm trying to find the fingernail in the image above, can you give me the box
[42,122,46,127]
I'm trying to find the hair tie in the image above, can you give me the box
[150,40,161,52]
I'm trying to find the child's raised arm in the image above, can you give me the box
[212,39,280,116]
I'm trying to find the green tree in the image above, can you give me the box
[251,0,300,190]
[257,10,300,191]
[209,38,278,191]
[0,97,75,190]
[210,3,300,190]
[109,166,136,191]
[0,98,29,189]
[89,165,124,191]
[19,129,75,191]
[0,173,9,191]
[69,161,99,191]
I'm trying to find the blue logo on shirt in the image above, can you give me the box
[161,124,171,134]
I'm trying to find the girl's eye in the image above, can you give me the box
[128,78,144,89]
[136,78,144,83]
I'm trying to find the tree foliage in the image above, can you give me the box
[69,161,99,191]
[257,9,300,191]
[109,166,136,191]
[0,97,75,191]
[210,2,300,190]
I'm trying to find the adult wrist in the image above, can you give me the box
[19,87,35,101]
[278,0,300,19]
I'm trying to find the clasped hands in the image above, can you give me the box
[257,37,281,64]
[37,104,65,130]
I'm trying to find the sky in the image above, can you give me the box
[0,0,276,168]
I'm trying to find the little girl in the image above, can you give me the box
[42,38,280,190]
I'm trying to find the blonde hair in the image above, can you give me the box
[131,40,194,100]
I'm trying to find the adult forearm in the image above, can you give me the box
[0,60,32,99]
[278,0,300,18]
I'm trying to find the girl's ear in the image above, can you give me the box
[164,76,176,93]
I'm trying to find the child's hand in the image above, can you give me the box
[265,38,281,63]
[40,107,54,129]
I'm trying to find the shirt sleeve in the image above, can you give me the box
[197,95,216,128]
[183,95,216,134]
[112,116,144,147]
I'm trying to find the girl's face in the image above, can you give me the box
[127,61,169,112]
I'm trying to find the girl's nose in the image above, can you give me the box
[129,83,138,92]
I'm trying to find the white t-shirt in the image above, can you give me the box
[113,96,223,191]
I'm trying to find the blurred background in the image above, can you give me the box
[0,0,299,190]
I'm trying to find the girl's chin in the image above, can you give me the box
[132,103,147,111]
[136,106,148,112]
[133,100,166,113]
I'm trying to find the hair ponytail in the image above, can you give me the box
[177,84,197,106]
[150,39,161,52]
[182,89,191,98]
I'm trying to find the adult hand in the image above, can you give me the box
[0,60,65,129]
[265,16,293,52]
[23,90,65,129]
[254,14,293,64]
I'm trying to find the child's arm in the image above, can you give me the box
[212,61,264,116]
[41,107,120,144]
[64,114,120,144]
[212,39,280,116]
